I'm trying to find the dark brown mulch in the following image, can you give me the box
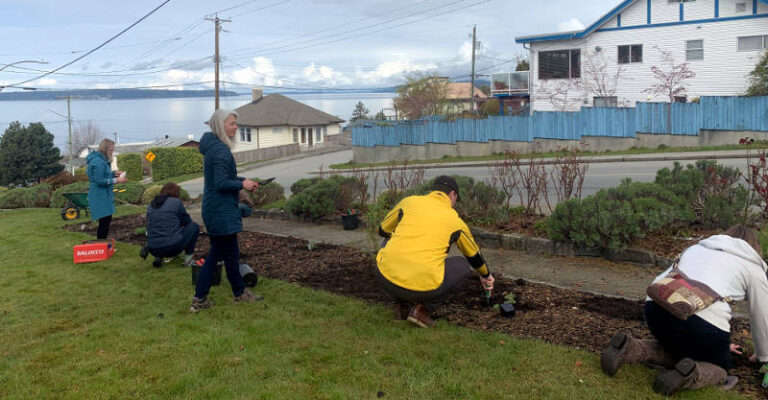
[65,215,766,398]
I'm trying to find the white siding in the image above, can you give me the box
[721,0,754,18]
[622,1,648,26]
[761,2,768,13]
[684,0,717,21]
[234,125,293,151]
[652,0,683,24]
[529,16,768,111]
[605,15,619,29]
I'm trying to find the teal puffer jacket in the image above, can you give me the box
[199,132,244,236]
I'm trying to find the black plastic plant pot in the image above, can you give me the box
[499,303,515,318]
[191,262,222,286]
[341,214,359,230]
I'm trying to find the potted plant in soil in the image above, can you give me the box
[339,208,361,230]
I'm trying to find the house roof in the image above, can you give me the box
[81,136,197,158]
[515,0,768,44]
[445,82,488,100]
[234,93,345,128]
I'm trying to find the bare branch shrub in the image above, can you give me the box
[383,158,425,193]
[536,79,583,111]
[550,147,589,205]
[643,46,696,102]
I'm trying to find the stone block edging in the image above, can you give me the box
[470,227,672,268]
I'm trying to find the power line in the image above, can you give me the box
[229,0,292,18]
[6,0,173,88]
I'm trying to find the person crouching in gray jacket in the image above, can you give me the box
[600,225,768,395]
[145,182,199,267]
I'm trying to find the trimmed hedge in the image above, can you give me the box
[114,182,145,205]
[141,184,191,204]
[117,153,143,181]
[50,181,90,208]
[149,147,203,181]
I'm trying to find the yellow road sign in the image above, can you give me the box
[145,151,156,162]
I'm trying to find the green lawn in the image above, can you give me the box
[330,143,768,170]
[0,208,745,399]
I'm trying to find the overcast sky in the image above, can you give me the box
[0,0,619,92]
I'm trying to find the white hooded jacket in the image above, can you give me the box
[648,235,768,362]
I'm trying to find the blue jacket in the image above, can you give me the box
[146,195,192,249]
[200,132,244,236]
[86,151,115,221]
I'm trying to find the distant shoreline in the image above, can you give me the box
[0,89,239,101]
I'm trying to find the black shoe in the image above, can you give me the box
[601,332,629,377]
[140,246,149,260]
[152,257,163,268]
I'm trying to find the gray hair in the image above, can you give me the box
[207,109,238,149]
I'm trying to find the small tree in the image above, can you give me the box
[70,120,104,156]
[373,109,387,121]
[515,56,530,72]
[581,50,624,106]
[746,49,768,97]
[643,47,696,102]
[350,101,370,122]
[393,73,448,119]
[0,122,64,186]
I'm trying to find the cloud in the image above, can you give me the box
[558,18,585,32]
[230,57,284,87]
[301,62,351,86]
[37,78,57,86]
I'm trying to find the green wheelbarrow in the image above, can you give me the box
[60,192,90,221]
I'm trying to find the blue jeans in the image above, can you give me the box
[148,222,200,258]
[194,233,245,299]
[645,301,732,370]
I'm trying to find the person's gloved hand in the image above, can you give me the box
[480,274,495,291]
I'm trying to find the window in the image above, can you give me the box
[686,40,703,61]
[667,0,695,3]
[735,2,747,12]
[272,127,283,133]
[739,35,768,51]
[673,96,687,103]
[239,127,251,142]
[293,128,299,143]
[300,128,306,144]
[538,49,580,79]
[618,44,642,64]
[316,127,322,142]
[593,96,618,108]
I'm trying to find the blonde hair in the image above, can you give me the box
[207,109,238,150]
[725,225,763,258]
[97,138,115,158]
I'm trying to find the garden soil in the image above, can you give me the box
[67,214,765,398]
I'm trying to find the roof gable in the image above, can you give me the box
[234,93,345,128]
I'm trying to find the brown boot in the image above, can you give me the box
[653,358,728,395]
[407,304,436,328]
[393,303,409,321]
[601,332,675,377]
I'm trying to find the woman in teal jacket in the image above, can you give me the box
[86,139,127,239]
[189,109,262,313]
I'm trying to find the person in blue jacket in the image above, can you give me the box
[86,138,127,239]
[190,109,262,313]
[145,182,199,267]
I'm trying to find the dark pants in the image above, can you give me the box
[375,256,471,312]
[96,215,112,239]
[645,301,732,370]
[148,222,200,258]
[194,233,245,299]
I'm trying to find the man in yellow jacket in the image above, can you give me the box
[375,175,495,328]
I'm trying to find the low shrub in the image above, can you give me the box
[140,184,191,204]
[149,147,203,181]
[286,179,340,220]
[247,179,285,209]
[290,177,322,195]
[547,179,693,252]
[327,175,364,211]
[450,176,505,226]
[42,171,88,190]
[114,182,145,205]
[0,184,53,209]
[117,153,143,181]
[50,181,90,208]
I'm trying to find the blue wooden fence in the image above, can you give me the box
[352,96,768,147]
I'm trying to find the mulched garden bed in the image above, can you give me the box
[66,215,765,398]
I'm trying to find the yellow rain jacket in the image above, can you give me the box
[376,191,489,291]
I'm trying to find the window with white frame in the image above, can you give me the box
[239,127,251,142]
[686,40,704,61]
[738,35,768,51]
[316,126,322,142]
[736,2,747,12]
[272,127,282,134]
[618,44,642,64]
[292,128,299,143]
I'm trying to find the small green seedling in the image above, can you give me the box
[134,226,146,236]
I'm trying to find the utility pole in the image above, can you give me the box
[113,132,118,144]
[206,14,231,111]
[66,96,74,175]
[470,25,477,114]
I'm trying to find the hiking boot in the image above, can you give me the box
[233,288,264,303]
[152,257,163,268]
[189,297,214,313]
[393,302,410,321]
[407,304,436,328]
[139,246,149,260]
[652,358,728,395]
[600,332,675,377]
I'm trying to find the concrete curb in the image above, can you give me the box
[238,145,351,174]
[310,149,757,174]
[470,227,673,268]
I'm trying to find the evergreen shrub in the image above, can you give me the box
[149,147,203,181]
[117,153,143,181]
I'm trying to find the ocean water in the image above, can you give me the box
[0,92,394,150]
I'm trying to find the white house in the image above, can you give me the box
[516,0,768,111]
[233,89,345,151]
